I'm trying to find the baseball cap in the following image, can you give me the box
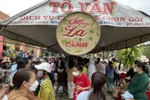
[35,62,52,73]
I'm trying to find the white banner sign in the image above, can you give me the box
[10,0,150,27]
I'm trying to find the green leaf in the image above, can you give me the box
[89,37,93,41]
[81,14,88,19]
[96,32,99,37]
[74,50,82,53]
[66,48,70,51]
[63,18,68,23]
[91,21,95,27]
[90,29,94,33]
[117,46,141,68]
[61,40,67,45]
[79,38,82,41]
[60,27,64,33]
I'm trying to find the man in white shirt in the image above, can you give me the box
[115,63,124,86]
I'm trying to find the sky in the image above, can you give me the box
[0,0,150,16]
[0,0,45,16]
[117,0,150,15]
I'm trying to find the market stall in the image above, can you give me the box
[0,0,150,53]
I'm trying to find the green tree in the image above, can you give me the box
[103,51,114,58]
[117,46,141,68]
[140,45,150,58]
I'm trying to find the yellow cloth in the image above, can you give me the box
[113,62,117,68]
[82,67,87,74]
[66,67,74,82]
[38,78,55,100]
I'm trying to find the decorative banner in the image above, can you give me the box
[9,0,150,27]
[56,12,100,55]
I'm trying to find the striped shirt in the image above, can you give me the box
[38,78,55,100]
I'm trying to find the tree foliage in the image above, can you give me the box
[140,45,150,58]
[117,46,141,68]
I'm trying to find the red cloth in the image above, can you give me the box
[117,91,122,100]
[73,73,91,100]
[120,73,126,79]
[146,91,150,100]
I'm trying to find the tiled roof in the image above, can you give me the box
[0,11,9,20]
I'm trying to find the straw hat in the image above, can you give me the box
[140,55,149,62]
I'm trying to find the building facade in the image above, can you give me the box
[0,11,41,58]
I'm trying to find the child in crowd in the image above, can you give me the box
[113,72,127,100]
[72,64,91,100]
[118,72,127,100]
[119,73,127,91]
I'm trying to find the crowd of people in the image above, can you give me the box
[0,54,149,100]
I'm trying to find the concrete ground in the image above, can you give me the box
[55,88,114,100]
